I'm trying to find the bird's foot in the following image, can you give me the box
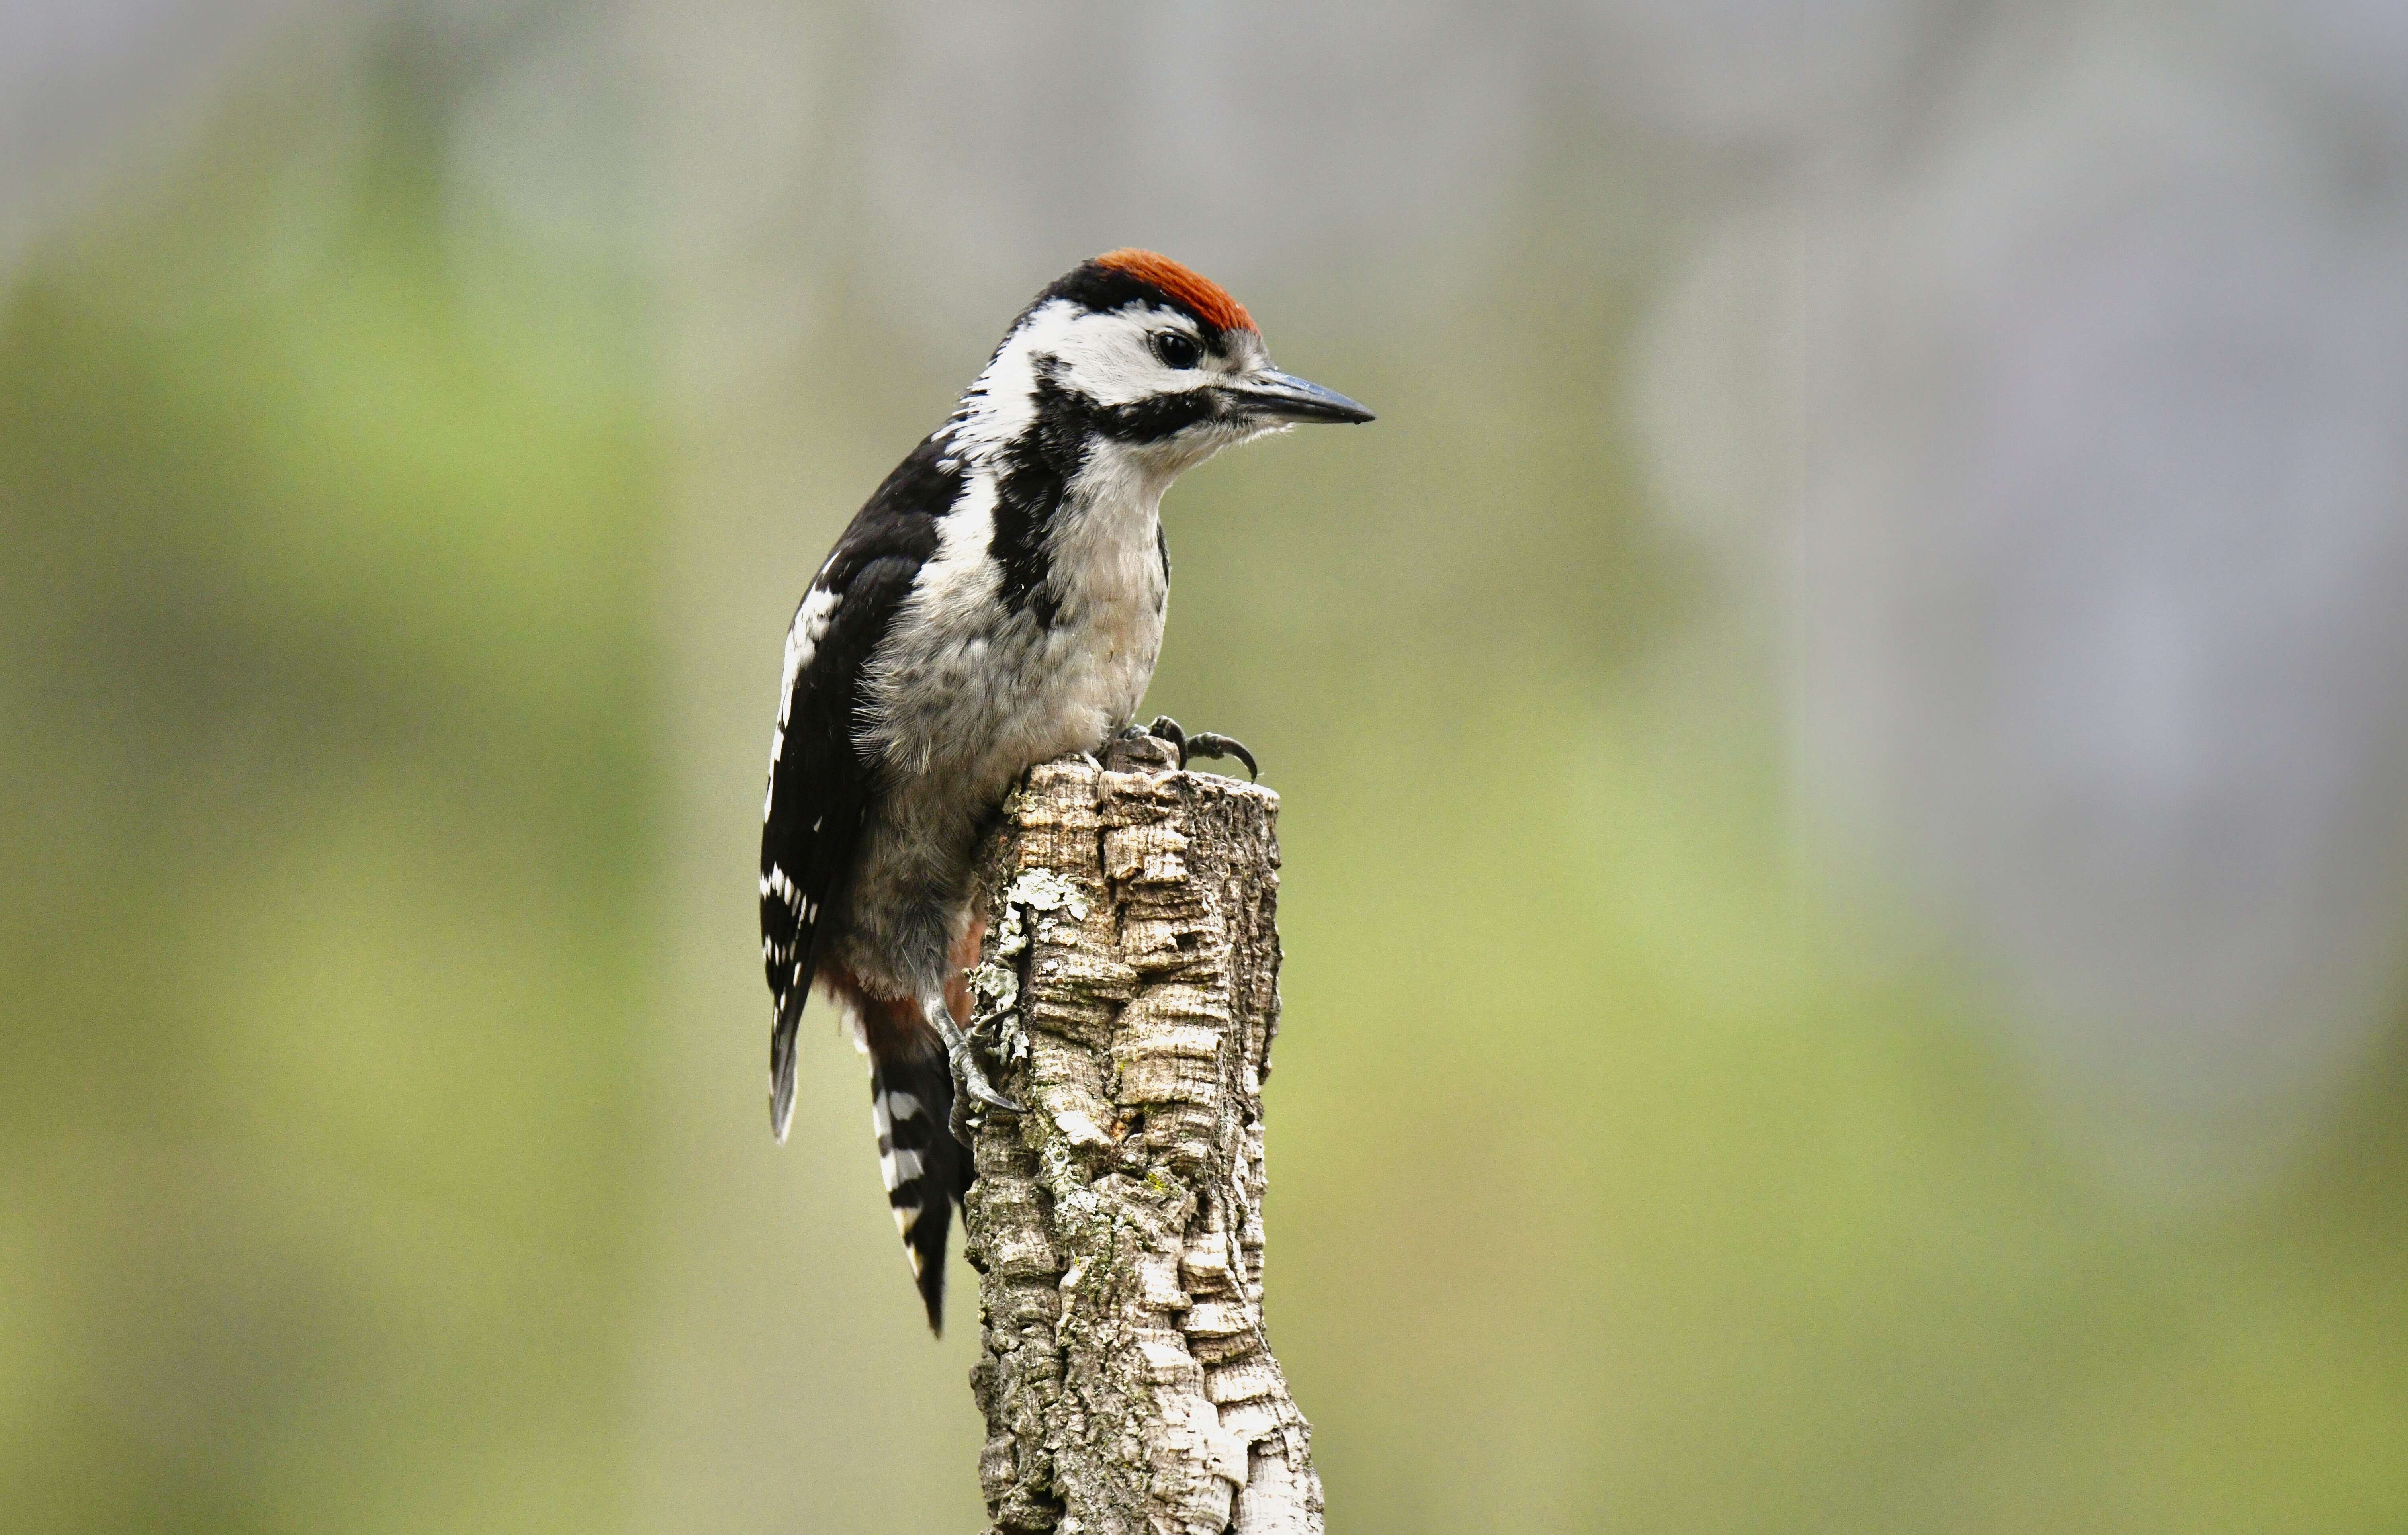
[1102,725,1178,774]
[944,1042,1019,1146]
[1146,715,1258,780]
[925,998,1022,1143]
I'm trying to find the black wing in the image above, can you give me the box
[761,438,959,1140]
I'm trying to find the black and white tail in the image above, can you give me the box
[871,1056,972,1332]
[768,986,804,1144]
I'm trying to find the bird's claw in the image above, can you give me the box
[945,1042,1021,1146]
[1182,731,1258,780]
[1145,715,1259,780]
[950,1042,1023,1114]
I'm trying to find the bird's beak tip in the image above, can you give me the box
[1236,370,1377,426]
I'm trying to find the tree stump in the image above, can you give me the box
[962,750,1321,1535]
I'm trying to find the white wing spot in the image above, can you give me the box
[761,866,801,908]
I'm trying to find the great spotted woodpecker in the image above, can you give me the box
[758,250,1372,1331]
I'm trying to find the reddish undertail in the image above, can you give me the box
[832,919,986,1332]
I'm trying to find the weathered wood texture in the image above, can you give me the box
[962,751,1321,1535]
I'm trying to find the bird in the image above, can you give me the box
[758,249,1373,1332]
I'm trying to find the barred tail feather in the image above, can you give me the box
[769,989,803,1144]
[871,1057,971,1333]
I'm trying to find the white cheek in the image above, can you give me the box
[1062,318,1173,406]
[947,299,1236,461]
[1007,305,1201,408]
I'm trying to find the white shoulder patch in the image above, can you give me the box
[767,582,845,808]
[777,583,843,733]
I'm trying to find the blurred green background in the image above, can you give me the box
[8,5,2408,1533]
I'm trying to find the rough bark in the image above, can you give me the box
[961,746,1321,1535]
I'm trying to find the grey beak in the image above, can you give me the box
[1230,369,1376,425]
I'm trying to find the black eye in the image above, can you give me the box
[1152,331,1201,370]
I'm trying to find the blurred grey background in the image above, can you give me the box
[7,2,2408,1531]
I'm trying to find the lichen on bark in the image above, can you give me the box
[962,752,1320,1535]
